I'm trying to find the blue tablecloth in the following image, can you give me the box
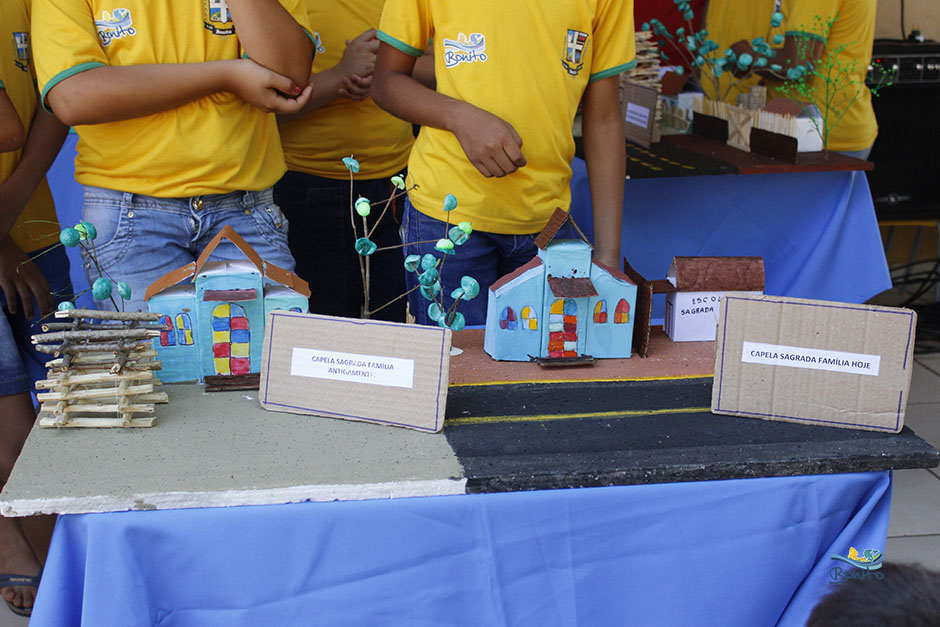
[31,472,891,627]
[569,158,892,321]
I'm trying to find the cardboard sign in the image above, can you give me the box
[260,312,451,432]
[712,294,917,433]
[621,81,658,148]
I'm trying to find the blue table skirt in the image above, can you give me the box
[31,472,891,627]
[569,158,892,321]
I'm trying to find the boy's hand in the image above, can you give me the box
[0,237,53,320]
[339,74,373,101]
[227,58,313,114]
[452,103,527,178]
[339,30,379,81]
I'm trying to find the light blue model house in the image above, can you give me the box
[484,209,638,361]
[145,226,310,383]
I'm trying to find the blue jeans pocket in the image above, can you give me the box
[81,201,133,276]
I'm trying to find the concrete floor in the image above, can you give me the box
[2,355,938,626]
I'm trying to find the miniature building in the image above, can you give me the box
[662,256,764,342]
[484,209,638,361]
[145,226,310,383]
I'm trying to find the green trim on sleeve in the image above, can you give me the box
[376,31,425,57]
[40,61,106,113]
[589,58,637,82]
[0,80,5,89]
[785,30,827,43]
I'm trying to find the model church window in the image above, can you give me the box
[614,299,630,324]
[159,315,175,347]
[593,300,608,323]
[521,306,538,330]
[175,313,194,345]
[499,306,517,330]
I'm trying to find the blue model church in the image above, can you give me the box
[484,209,637,361]
[144,226,310,383]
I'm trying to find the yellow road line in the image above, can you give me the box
[449,374,713,388]
[446,405,711,426]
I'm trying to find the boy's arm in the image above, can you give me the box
[226,0,314,88]
[372,42,525,178]
[0,89,25,152]
[580,75,625,270]
[0,107,68,240]
[46,59,312,126]
[0,107,67,318]
[279,29,379,121]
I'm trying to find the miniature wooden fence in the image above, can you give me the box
[32,309,168,428]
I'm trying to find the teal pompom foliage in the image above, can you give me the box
[355,197,371,217]
[420,253,438,271]
[418,268,439,286]
[448,226,469,246]
[460,276,480,299]
[427,302,443,322]
[440,311,465,331]
[57,301,75,311]
[771,12,783,28]
[773,34,784,45]
[342,157,360,173]
[92,277,112,300]
[674,65,684,75]
[434,238,454,252]
[117,281,132,300]
[442,194,458,212]
[354,237,377,255]
[80,221,97,241]
[404,254,421,272]
[390,175,406,190]
[59,227,80,248]
[736,53,753,70]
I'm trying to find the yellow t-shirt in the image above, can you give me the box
[0,0,59,253]
[278,0,414,180]
[378,0,636,234]
[31,0,313,197]
[702,1,782,103]
[777,0,877,152]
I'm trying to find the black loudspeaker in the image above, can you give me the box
[866,41,940,220]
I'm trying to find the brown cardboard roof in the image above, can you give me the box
[547,276,599,298]
[534,207,593,250]
[144,225,311,301]
[667,256,764,292]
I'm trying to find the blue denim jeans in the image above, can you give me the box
[273,171,406,322]
[81,185,295,314]
[400,199,539,326]
[0,244,73,396]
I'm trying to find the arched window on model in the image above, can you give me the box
[175,313,194,345]
[159,315,175,346]
[211,303,251,375]
[499,306,517,330]
[521,306,538,330]
[615,298,630,324]
[593,300,608,323]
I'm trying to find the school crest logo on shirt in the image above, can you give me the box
[204,0,235,36]
[562,29,589,76]
[442,33,487,68]
[95,9,137,47]
[12,32,30,72]
[312,32,326,56]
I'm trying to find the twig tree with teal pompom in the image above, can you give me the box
[641,3,786,103]
[343,157,479,330]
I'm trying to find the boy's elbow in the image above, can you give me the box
[45,85,85,127]
[0,126,26,153]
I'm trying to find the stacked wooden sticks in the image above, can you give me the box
[31,309,168,428]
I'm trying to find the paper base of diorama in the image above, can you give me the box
[31,308,168,428]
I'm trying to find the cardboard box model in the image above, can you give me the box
[663,256,764,342]
[484,208,638,361]
[712,294,917,433]
[144,226,310,383]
